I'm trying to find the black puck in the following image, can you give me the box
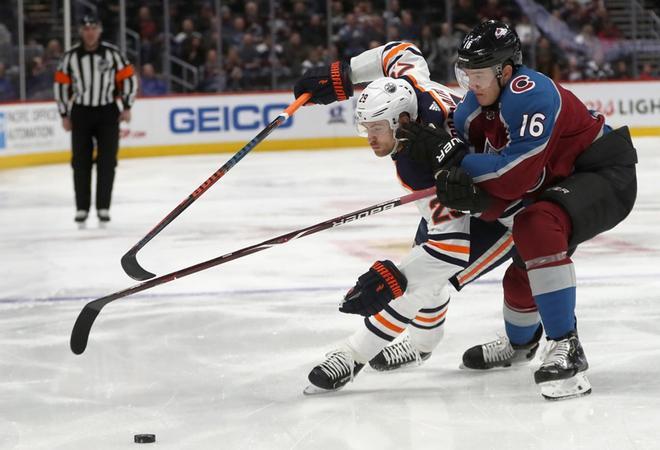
[134,434,156,444]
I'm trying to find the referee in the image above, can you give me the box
[54,14,138,224]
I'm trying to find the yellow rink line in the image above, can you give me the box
[0,137,366,169]
[1,127,659,170]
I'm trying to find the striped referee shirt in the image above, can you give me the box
[54,41,138,117]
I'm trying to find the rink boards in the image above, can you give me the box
[1,80,659,169]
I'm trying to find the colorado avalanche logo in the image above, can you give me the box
[510,75,535,94]
[495,27,508,39]
[484,136,505,154]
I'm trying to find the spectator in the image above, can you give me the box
[306,14,328,48]
[301,46,326,75]
[26,56,52,100]
[0,62,17,101]
[238,33,261,84]
[398,10,419,42]
[197,49,226,92]
[611,59,631,80]
[564,54,585,81]
[515,15,538,63]
[137,6,157,42]
[228,16,246,48]
[535,37,562,81]
[418,24,438,75]
[436,22,460,83]
[337,13,366,59]
[453,0,480,35]
[182,32,206,68]
[291,1,311,33]
[244,1,264,38]
[478,0,507,22]
[139,63,167,96]
[224,46,245,91]
[281,32,308,79]
[43,39,63,73]
[638,62,656,80]
[575,24,604,66]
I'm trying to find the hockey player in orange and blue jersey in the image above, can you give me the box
[294,42,517,394]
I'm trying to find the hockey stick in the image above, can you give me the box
[120,93,312,282]
[71,187,435,355]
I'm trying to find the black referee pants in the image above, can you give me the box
[70,103,120,211]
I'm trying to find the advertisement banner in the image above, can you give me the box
[1,80,658,168]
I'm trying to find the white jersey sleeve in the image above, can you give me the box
[350,41,459,134]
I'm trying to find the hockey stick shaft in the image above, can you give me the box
[71,187,435,355]
[121,93,312,282]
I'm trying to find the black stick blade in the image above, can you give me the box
[121,251,156,281]
[70,305,100,354]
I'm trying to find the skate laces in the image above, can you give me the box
[318,350,355,381]
[383,337,420,365]
[482,333,514,363]
[540,339,570,368]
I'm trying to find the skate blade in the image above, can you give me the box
[303,384,344,396]
[76,222,87,230]
[539,372,592,401]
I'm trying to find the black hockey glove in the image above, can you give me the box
[436,167,492,213]
[339,260,407,317]
[396,120,468,175]
[293,61,353,105]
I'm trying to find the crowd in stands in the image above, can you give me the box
[0,0,658,102]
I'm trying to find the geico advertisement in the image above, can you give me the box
[121,93,358,147]
[565,81,660,127]
[0,94,358,156]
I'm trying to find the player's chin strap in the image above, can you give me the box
[388,128,401,157]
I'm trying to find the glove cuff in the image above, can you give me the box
[371,260,405,298]
[331,61,353,101]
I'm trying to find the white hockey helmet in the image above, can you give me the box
[354,77,418,138]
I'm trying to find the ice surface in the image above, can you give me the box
[1,139,659,449]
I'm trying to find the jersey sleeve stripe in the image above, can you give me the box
[383,41,403,52]
[426,240,470,255]
[414,309,447,323]
[456,234,514,285]
[374,312,406,333]
[422,246,469,267]
[418,299,450,314]
[404,74,449,117]
[381,42,414,74]
[427,232,471,241]
[385,53,404,74]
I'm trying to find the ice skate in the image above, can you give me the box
[461,325,542,370]
[97,209,111,222]
[303,348,364,395]
[534,331,591,400]
[74,210,88,229]
[369,336,431,371]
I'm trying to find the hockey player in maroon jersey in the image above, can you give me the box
[398,21,637,399]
